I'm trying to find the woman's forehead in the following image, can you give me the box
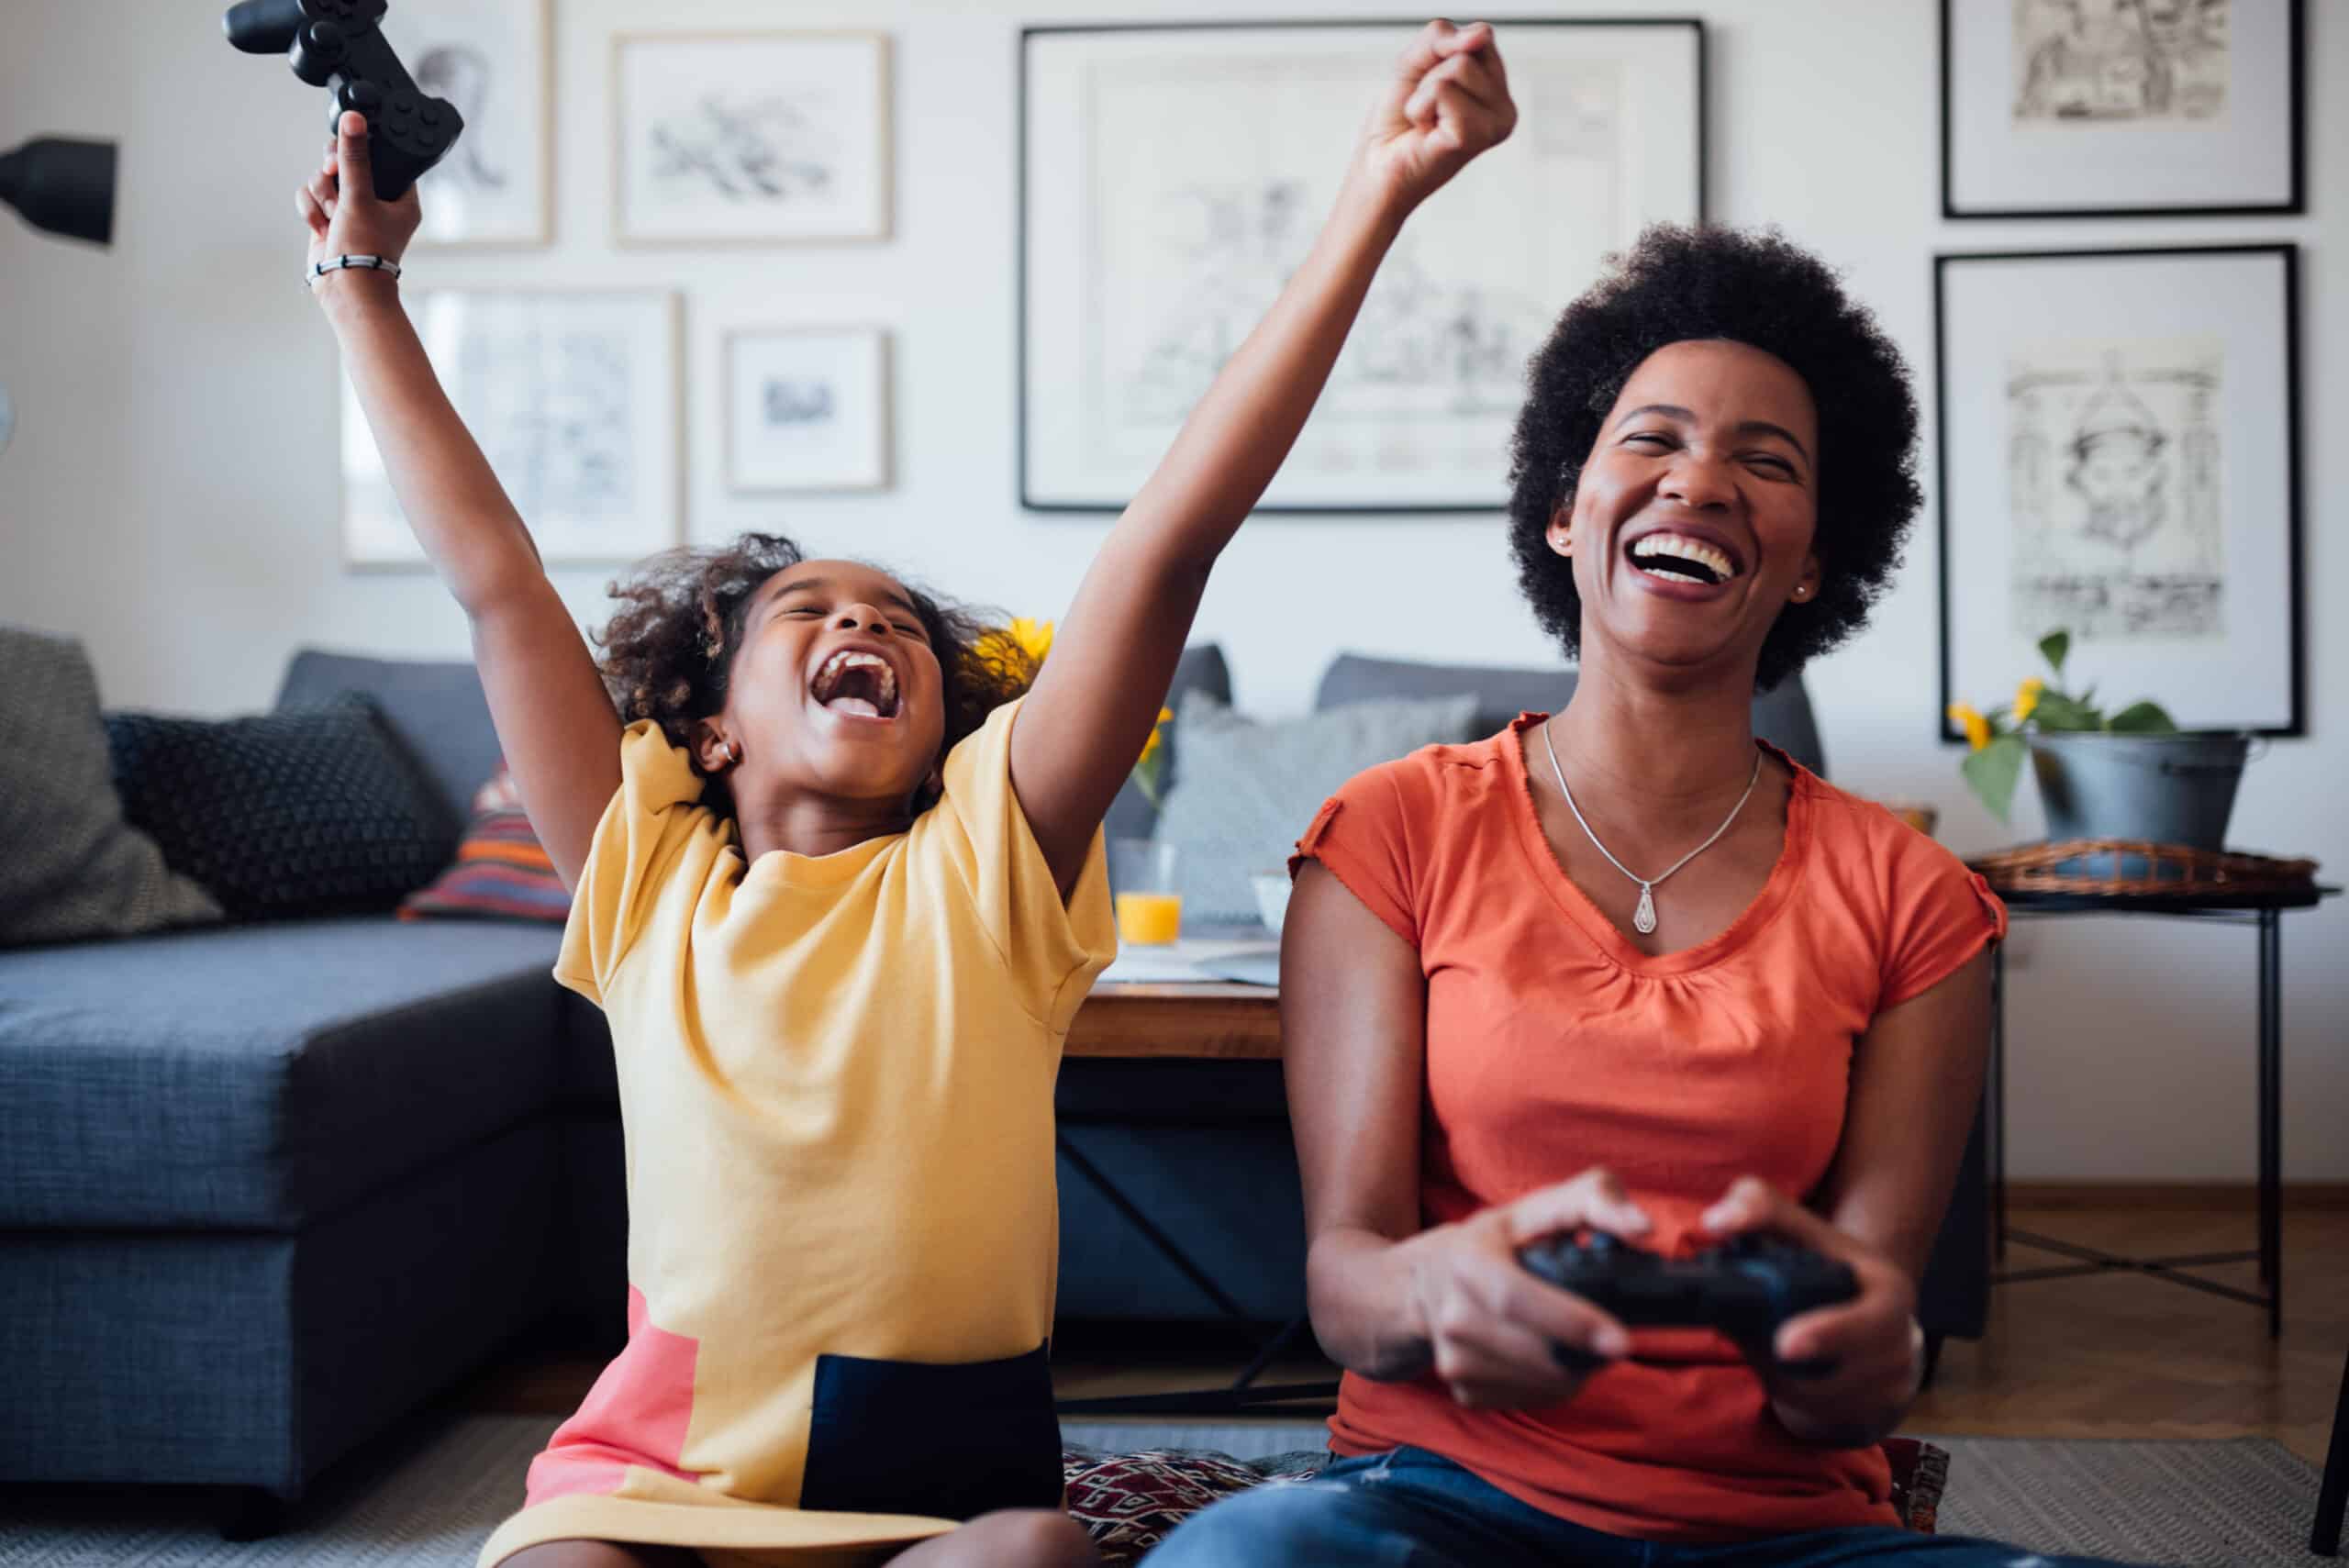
[1615,339,1814,422]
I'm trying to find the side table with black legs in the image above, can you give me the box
[1977,878,2338,1340]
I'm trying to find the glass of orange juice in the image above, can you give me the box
[1108,839,1183,946]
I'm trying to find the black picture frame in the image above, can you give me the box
[1934,243,2304,742]
[1940,0,2304,220]
[1018,17,1708,515]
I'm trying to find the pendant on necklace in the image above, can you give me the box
[1633,884,1658,935]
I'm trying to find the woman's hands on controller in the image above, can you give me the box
[296,110,420,305]
[1395,1167,1650,1411]
[1699,1176,1928,1447]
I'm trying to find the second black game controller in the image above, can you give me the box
[1518,1230,1859,1373]
[226,0,463,203]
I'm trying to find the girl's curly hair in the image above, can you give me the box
[1507,224,1923,693]
[594,532,1036,816]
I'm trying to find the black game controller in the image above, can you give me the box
[1518,1230,1858,1373]
[225,0,462,202]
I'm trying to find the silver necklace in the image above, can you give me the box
[1540,719,1763,937]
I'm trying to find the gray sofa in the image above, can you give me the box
[0,646,1985,1518]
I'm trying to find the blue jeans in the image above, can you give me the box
[1142,1445,2145,1567]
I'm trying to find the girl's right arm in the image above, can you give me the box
[302,112,618,887]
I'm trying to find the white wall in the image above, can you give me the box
[3,1,2341,1180]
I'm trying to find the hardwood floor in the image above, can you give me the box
[461,1200,2347,1466]
[1908,1201,2344,1465]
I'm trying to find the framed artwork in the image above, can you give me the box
[1936,246,2302,740]
[612,31,892,245]
[390,0,552,246]
[1019,18,1705,513]
[341,291,682,568]
[725,327,891,494]
[1942,0,2303,218]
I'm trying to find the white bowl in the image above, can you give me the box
[1250,872,1292,937]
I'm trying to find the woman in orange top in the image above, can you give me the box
[1149,229,2143,1565]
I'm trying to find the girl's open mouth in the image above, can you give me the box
[810,650,902,720]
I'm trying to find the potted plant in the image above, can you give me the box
[1948,631,2253,851]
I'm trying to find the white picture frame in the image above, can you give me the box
[725,327,892,495]
[1943,0,2303,218]
[1020,19,1703,514]
[390,0,552,247]
[1936,246,2303,738]
[341,290,682,568]
[612,31,892,246]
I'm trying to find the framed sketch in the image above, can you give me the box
[612,31,891,245]
[1943,0,2303,218]
[1936,246,2302,739]
[389,0,552,247]
[725,327,891,494]
[341,291,682,567]
[1020,19,1704,513]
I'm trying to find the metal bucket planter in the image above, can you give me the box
[2028,732,2256,868]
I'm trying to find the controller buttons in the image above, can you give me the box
[419,106,441,126]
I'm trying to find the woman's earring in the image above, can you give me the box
[1792,584,1811,602]
[724,737,744,765]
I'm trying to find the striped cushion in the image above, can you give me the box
[398,765,572,923]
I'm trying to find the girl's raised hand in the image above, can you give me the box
[296,111,421,287]
[1355,20,1518,212]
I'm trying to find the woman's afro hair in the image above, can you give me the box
[1506,224,1922,692]
[594,532,1035,815]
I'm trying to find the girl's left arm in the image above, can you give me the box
[1009,19,1518,894]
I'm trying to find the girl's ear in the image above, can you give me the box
[692,717,737,774]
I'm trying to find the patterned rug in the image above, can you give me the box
[0,1417,2330,1566]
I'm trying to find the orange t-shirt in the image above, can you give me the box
[1294,715,2007,1544]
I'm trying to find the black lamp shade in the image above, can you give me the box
[0,138,117,246]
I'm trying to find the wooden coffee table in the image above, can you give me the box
[1057,975,1333,1413]
[1065,981,1281,1061]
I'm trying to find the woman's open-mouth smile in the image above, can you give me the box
[1621,528,1747,602]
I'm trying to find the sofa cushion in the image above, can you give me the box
[106,697,459,918]
[276,649,507,828]
[0,627,222,948]
[1315,652,1829,778]
[400,762,573,924]
[1150,688,1478,922]
[0,917,565,1229]
[1104,644,1232,843]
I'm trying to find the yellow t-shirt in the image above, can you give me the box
[479,696,1116,1568]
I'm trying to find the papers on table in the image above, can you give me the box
[1097,937,1280,986]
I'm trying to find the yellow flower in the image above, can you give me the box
[1006,617,1055,666]
[1948,702,1991,751]
[2014,677,2044,725]
[1137,706,1173,767]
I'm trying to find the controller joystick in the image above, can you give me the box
[1518,1229,1859,1374]
[225,0,462,202]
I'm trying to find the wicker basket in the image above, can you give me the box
[1968,840,2318,898]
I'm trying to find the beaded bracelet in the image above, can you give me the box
[306,254,402,288]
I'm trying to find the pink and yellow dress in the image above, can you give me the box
[477,697,1116,1567]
